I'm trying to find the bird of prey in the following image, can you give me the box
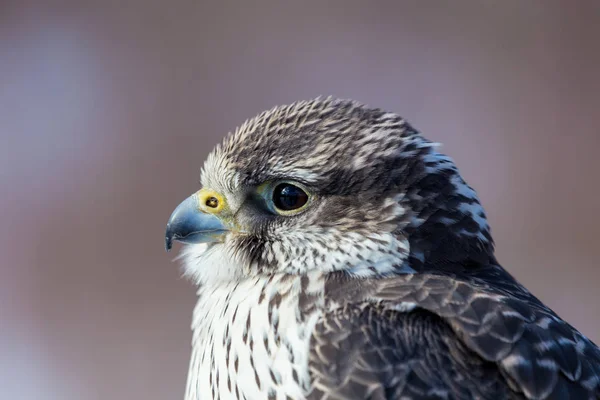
[165,98,600,400]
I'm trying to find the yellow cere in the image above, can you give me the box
[196,188,226,214]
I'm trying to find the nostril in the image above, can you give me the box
[206,197,219,208]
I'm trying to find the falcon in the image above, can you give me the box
[165,98,600,399]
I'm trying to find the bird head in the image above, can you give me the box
[166,98,493,286]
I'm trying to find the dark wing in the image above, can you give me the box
[308,303,522,399]
[308,267,600,399]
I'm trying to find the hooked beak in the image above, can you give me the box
[165,193,229,252]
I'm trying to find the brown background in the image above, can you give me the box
[1,1,599,399]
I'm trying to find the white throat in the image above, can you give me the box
[184,268,325,400]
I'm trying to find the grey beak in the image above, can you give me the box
[165,193,229,251]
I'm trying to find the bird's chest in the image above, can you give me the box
[185,276,322,400]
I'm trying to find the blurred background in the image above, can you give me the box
[1,1,599,399]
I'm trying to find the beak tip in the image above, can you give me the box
[165,227,173,252]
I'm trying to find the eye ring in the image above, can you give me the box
[269,181,311,215]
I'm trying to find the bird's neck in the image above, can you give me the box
[401,146,495,272]
[186,271,325,400]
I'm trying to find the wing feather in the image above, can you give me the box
[308,267,600,399]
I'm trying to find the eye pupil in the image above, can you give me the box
[206,197,219,208]
[273,183,308,211]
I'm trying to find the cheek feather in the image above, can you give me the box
[261,227,411,277]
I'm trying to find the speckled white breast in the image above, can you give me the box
[185,273,324,400]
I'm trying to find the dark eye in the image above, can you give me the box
[272,183,309,212]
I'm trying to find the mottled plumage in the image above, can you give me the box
[165,98,600,399]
